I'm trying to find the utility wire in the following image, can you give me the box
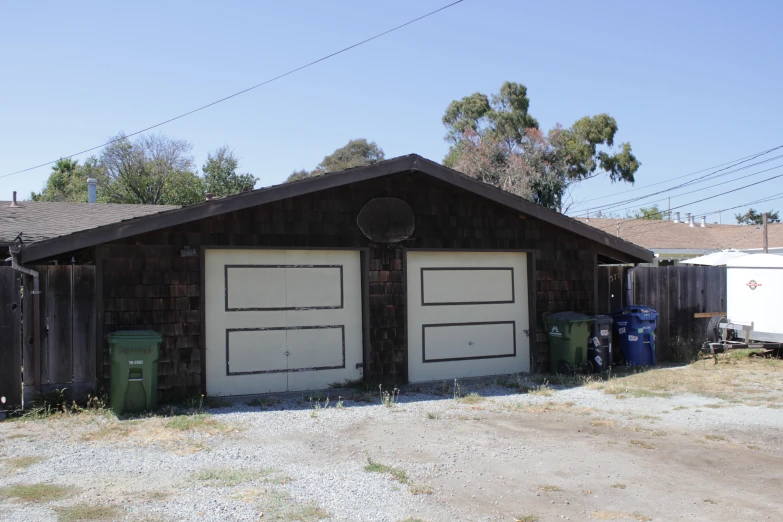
[0,0,466,180]
[572,155,783,215]
[571,144,783,208]
[611,169,783,227]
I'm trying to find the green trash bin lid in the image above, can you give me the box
[546,312,594,324]
[107,330,162,342]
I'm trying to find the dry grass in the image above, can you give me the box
[590,419,618,428]
[611,483,627,489]
[0,482,76,502]
[55,503,121,521]
[629,439,656,450]
[237,489,328,521]
[2,456,45,470]
[538,484,562,492]
[505,401,593,415]
[409,483,433,495]
[193,467,262,487]
[703,434,729,442]
[457,393,485,404]
[514,516,540,522]
[80,414,235,453]
[6,433,27,440]
[591,354,783,407]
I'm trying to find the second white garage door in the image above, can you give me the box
[204,249,363,396]
[406,251,530,382]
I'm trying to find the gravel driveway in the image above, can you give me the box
[1,367,782,522]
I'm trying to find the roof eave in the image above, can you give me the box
[20,154,652,264]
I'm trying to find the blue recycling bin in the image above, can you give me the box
[611,306,658,366]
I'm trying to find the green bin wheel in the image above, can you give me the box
[557,361,573,374]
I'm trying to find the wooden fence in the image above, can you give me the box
[0,267,22,411]
[597,265,727,361]
[0,265,97,411]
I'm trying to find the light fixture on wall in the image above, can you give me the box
[180,246,197,258]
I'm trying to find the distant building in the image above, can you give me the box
[577,214,783,266]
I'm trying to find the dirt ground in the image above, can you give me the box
[1,353,782,521]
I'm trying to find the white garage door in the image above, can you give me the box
[406,251,530,382]
[205,249,363,395]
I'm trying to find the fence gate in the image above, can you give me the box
[0,267,22,412]
[20,265,97,404]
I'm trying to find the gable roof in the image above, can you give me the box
[16,155,652,263]
[0,201,180,246]
[576,217,783,251]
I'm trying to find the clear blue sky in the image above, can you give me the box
[1,0,782,223]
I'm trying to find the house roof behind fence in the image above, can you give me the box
[0,201,180,246]
[577,217,783,250]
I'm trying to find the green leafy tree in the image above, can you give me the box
[100,133,203,205]
[286,139,385,182]
[735,208,780,225]
[631,205,664,220]
[442,81,640,210]
[30,158,87,202]
[202,146,257,197]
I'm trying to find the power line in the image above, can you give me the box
[569,144,783,211]
[612,169,783,227]
[572,155,783,216]
[0,0,466,180]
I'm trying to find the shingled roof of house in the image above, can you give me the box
[576,217,783,250]
[0,201,180,245]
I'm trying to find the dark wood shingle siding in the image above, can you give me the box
[98,172,596,400]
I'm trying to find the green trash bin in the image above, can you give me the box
[544,312,595,374]
[108,330,161,415]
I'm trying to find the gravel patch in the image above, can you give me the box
[2,371,782,521]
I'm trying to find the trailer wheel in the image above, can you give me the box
[707,315,728,343]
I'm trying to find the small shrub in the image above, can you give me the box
[426,412,440,420]
[458,393,485,404]
[379,385,400,407]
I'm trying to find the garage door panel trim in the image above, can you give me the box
[421,320,517,363]
[225,325,345,376]
[420,267,515,306]
[224,264,344,311]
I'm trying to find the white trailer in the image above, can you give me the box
[705,253,783,353]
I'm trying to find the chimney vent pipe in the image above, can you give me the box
[87,178,97,204]
[689,215,695,227]
[673,211,680,223]
[9,191,20,207]
[701,216,706,228]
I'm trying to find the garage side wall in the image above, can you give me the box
[98,172,597,400]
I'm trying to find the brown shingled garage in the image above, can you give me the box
[10,155,651,399]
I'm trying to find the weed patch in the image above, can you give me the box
[165,414,230,433]
[703,434,729,442]
[55,503,121,521]
[2,456,45,470]
[365,456,408,484]
[611,483,627,489]
[514,516,540,522]
[538,484,562,492]
[193,467,261,487]
[457,393,485,404]
[629,439,656,450]
[0,482,75,502]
